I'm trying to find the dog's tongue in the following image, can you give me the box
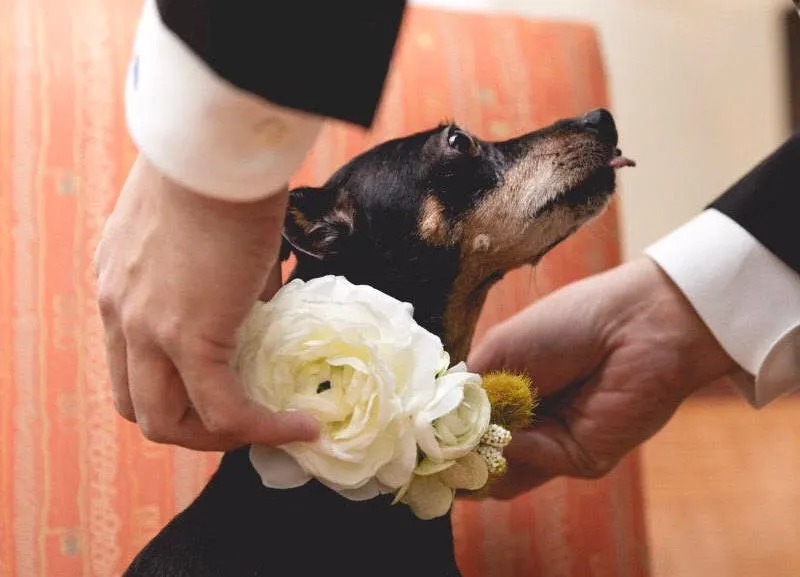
[608,148,636,169]
[609,151,636,169]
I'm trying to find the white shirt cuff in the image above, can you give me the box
[645,209,800,407]
[125,0,323,201]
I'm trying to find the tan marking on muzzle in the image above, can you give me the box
[438,134,614,361]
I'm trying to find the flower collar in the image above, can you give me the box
[233,276,535,520]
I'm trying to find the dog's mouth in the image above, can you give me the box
[608,148,636,169]
[557,146,635,208]
[511,145,634,270]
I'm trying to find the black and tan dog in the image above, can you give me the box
[124,108,634,577]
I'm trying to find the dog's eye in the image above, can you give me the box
[447,128,478,156]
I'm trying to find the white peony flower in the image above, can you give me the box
[234,276,450,500]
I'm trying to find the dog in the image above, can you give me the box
[123,108,634,577]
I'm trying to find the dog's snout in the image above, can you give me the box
[579,108,617,146]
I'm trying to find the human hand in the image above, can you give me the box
[94,155,319,451]
[468,257,737,498]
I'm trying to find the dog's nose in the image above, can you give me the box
[579,108,618,146]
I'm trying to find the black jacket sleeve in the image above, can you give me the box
[155,1,407,128]
[709,132,800,274]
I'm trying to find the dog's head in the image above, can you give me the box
[283,108,634,360]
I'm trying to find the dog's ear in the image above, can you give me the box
[282,186,355,260]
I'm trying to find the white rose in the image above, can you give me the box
[390,364,492,519]
[234,275,449,500]
[413,362,492,462]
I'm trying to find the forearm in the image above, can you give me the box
[126,0,406,201]
[646,135,800,406]
[710,134,800,274]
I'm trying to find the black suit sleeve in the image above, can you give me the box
[709,132,800,274]
[155,1,407,128]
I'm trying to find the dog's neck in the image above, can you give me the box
[289,253,489,363]
[442,276,496,362]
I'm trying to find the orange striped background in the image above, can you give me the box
[0,2,648,576]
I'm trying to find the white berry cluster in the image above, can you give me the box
[481,423,512,448]
[475,424,512,476]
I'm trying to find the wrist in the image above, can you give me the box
[124,155,288,308]
[138,154,290,225]
[610,257,738,397]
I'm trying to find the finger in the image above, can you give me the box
[96,283,137,422]
[468,317,572,399]
[503,417,617,483]
[259,261,284,302]
[499,420,583,485]
[259,197,289,303]
[468,300,605,398]
[127,345,242,450]
[177,356,320,448]
[103,326,135,422]
[467,307,562,380]
[487,462,551,500]
[466,325,510,375]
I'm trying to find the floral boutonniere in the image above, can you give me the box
[233,276,536,520]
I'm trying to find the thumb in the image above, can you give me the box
[259,260,285,302]
[468,296,607,399]
[466,331,507,377]
[466,303,561,377]
[179,357,320,448]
